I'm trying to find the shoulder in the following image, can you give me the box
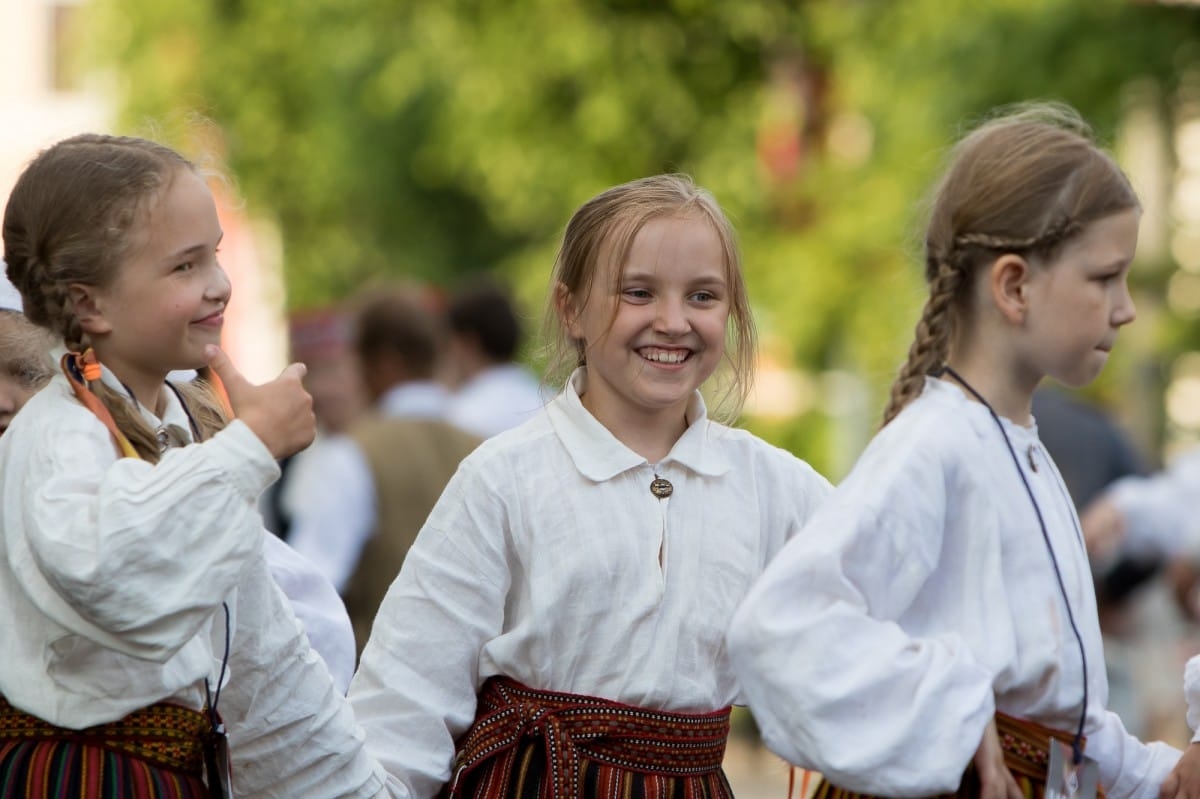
[706,421,831,491]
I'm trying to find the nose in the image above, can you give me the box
[1113,279,1136,327]
[206,261,232,305]
[654,296,690,336]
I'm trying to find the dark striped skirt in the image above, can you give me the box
[444,677,734,799]
[811,712,1099,799]
[0,696,213,798]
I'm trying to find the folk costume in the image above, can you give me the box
[349,368,832,798]
[729,378,1180,799]
[0,358,384,798]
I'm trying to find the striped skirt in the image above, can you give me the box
[443,677,734,799]
[0,697,213,798]
[810,712,1098,799]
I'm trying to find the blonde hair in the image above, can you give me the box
[541,174,756,422]
[882,103,1139,425]
[3,134,229,460]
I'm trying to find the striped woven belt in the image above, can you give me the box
[0,696,209,776]
[994,711,1086,785]
[448,676,731,798]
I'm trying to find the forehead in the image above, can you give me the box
[126,168,220,261]
[1056,208,1140,266]
[599,213,727,277]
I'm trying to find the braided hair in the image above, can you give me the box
[3,134,229,461]
[882,103,1139,425]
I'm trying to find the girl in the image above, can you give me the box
[727,104,1181,799]
[348,174,832,797]
[0,134,384,797]
[0,280,54,436]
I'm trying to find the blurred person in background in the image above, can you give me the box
[444,278,545,438]
[262,306,367,539]
[288,285,480,654]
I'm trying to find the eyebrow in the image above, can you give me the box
[620,270,727,285]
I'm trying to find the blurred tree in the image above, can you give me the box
[90,0,1200,474]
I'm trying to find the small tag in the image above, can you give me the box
[203,723,233,798]
[1046,740,1098,799]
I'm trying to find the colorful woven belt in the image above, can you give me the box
[448,676,731,798]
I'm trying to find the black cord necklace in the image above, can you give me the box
[940,366,1089,765]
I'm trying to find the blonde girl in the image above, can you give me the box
[0,134,384,798]
[728,103,1181,799]
[349,174,832,798]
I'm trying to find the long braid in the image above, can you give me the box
[882,252,966,426]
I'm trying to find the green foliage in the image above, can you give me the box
[90,0,1200,470]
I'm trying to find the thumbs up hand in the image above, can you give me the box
[205,345,316,459]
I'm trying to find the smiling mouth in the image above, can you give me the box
[193,311,224,325]
[639,347,691,365]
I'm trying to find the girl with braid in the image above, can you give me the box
[729,103,1184,799]
[0,134,385,797]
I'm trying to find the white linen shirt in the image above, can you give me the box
[348,368,832,799]
[0,372,385,798]
[728,378,1179,799]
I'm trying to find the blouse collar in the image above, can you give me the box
[546,367,731,482]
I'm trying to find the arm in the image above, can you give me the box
[221,553,389,799]
[348,460,511,799]
[261,532,357,694]
[11,408,278,660]
[727,443,997,796]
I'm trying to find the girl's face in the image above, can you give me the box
[1019,208,1140,388]
[0,372,38,436]
[80,168,229,410]
[561,213,730,435]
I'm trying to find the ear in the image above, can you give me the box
[67,283,112,336]
[553,282,582,339]
[988,254,1033,326]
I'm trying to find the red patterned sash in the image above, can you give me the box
[447,676,731,798]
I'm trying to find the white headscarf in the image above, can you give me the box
[0,260,22,312]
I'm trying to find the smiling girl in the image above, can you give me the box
[0,134,384,798]
[348,174,832,798]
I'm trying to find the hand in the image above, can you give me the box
[205,345,316,459]
[973,720,1022,799]
[1160,742,1200,799]
[1080,497,1127,563]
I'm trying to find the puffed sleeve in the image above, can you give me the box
[348,453,512,799]
[222,553,388,799]
[727,429,997,796]
[12,403,278,660]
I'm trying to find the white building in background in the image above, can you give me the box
[0,0,288,384]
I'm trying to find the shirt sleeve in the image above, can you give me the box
[221,553,389,799]
[1085,706,1181,799]
[285,435,378,592]
[727,438,997,796]
[13,412,279,661]
[261,533,357,694]
[348,458,510,799]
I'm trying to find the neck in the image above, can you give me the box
[580,393,689,463]
[942,354,1038,426]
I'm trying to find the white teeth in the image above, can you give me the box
[642,349,687,364]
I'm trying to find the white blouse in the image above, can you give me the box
[348,368,833,799]
[0,373,384,798]
[728,378,1180,799]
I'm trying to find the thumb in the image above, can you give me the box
[204,345,248,394]
[277,361,308,382]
